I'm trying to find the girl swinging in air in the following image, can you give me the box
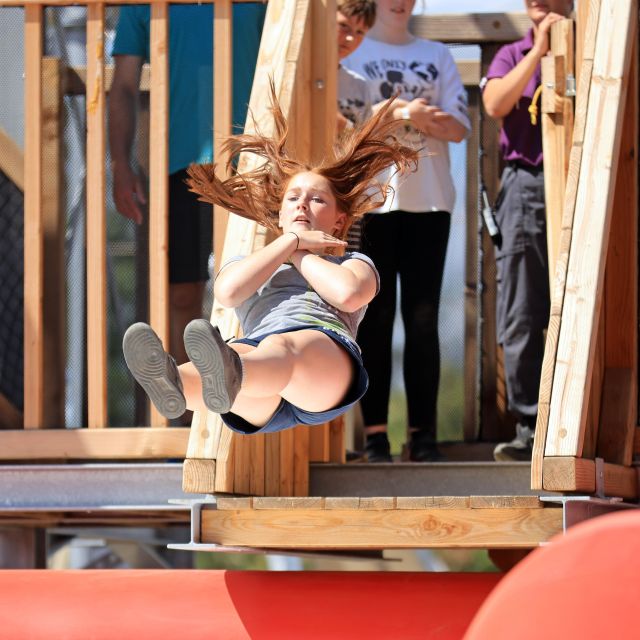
[123,94,418,435]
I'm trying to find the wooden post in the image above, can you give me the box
[212,0,232,270]
[541,18,574,289]
[23,4,44,430]
[531,0,602,490]
[149,1,169,427]
[597,37,638,466]
[86,4,108,428]
[544,0,636,460]
[41,57,65,429]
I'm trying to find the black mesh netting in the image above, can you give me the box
[0,170,23,411]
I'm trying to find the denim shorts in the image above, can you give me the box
[219,326,368,435]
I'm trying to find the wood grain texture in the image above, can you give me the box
[201,506,563,549]
[545,0,635,457]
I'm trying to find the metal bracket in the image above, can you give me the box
[565,73,576,97]
[540,495,635,532]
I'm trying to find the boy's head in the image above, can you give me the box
[337,0,376,60]
[525,0,574,24]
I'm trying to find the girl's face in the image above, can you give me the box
[525,0,573,24]
[279,172,345,236]
[375,0,416,31]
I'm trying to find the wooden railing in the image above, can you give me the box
[6,1,636,500]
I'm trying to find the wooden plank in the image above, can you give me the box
[212,0,232,274]
[541,19,574,288]
[249,433,266,497]
[469,496,542,509]
[328,416,345,463]
[182,458,217,494]
[148,1,169,427]
[359,497,396,510]
[216,496,253,510]
[410,13,529,44]
[86,4,108,429]
[308,422,330,462]
[292,426,309,497]
[597,368,636,465]
[601,40,638,465]
[23,4,44,430]
[531,1,602,489]
[253,497,324,509]
[233,434,253,496]
[0,428,189,460]
[213,426,236,493]
[264,431,280,496]
[542,456,638,499]
[396,497,471,509]
[201,506,563,549]
[279,428,294,496]
[185,0,311,494]
[0,127,24,190]
[544,0,636,458]
[464,88,480,441]
[582,309,605,459]
[478,45,503,441]
[324,497,360,509]
[41,57,65,430]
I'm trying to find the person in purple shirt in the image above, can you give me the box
[482,0,573,461]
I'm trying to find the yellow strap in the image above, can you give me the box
[528,84,543,125]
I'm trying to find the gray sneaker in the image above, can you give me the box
[493,423,535,462]
[183,319,243,414]
[122,322,186,419]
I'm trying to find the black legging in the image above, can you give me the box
[358,210,451,442]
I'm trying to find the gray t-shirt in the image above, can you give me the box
[338,65,373,126]
[223,252,379,348]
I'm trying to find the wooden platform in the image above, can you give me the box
[199,496,563,550]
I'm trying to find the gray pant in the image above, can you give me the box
[494,164,550,422]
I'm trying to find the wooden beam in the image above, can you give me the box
[410,13,529,44]
[545,0,636,458]
[531,0,602,489]
[543,456,638,499]
[23,4,44,430]
[0,428,189,460]
[41,57,65,430]
[185,0,314,495]
[541,18,574,289]
[148,1,170,427]
[86,4,108,429]
[201,504,563,549]
[597,368,635,465]
[212,0,232,274]
[0,127,24,191]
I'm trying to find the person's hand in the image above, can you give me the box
[532,12,566,58]
[112,162,146,225]
[406,98,453,137]
[291,229,347,255]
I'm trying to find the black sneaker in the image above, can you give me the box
[493,423,534,461]
[122,322,186,419]
[183,319,243,414]
[408,430,443,462]
[365,432,393,463]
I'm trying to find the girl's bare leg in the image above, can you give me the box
[179,343,282,426]
[236,330,353,413]
[179,329,353,425]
